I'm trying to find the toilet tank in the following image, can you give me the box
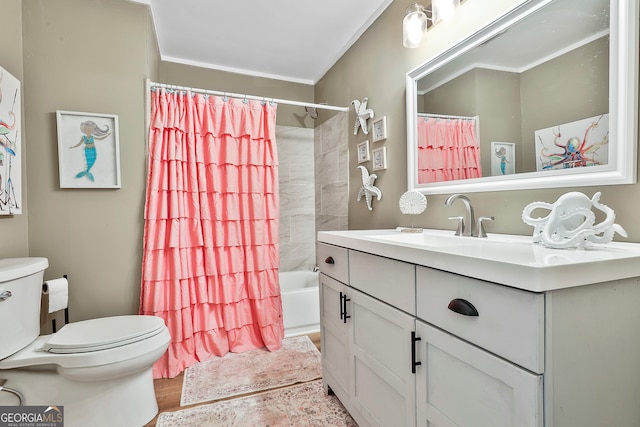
[0,258,49,360]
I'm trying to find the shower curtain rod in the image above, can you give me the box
[147,79,349,112]
[418,112,478,121]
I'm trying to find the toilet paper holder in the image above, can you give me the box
[42,274,69,333]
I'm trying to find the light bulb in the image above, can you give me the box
[403,5,427,48]
[433,0,459,23]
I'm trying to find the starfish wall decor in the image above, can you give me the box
[351,98,374,135]
[356,165,382,211]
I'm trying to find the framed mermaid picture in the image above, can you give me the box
[56,110,121,188]
[490,141,515,176]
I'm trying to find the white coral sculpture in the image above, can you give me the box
[356,165,382,211]
[352,98,374,135]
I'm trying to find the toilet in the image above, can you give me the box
[0,257,170,427]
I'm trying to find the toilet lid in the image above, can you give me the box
[42,315,166,354]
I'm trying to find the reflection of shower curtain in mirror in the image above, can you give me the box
[417,117,482,183]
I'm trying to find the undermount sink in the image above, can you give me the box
[366,229,532,247]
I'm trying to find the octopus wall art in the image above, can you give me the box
[535,114,609,171]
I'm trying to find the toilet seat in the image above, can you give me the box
[0,315,170,371]
[42,315,166,353]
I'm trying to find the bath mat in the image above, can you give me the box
[180,335,322,406]
[159,380,357,427]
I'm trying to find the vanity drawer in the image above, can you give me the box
[349,250,415,315]
[416,266,544,374]
[317,243,349,284]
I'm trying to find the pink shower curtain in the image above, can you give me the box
[417,117,482,183]
[140,89,283,379]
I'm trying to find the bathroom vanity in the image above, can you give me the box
[317,229,640,427]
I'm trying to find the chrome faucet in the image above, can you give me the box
[445,194,495,237]
[445,194,475,237]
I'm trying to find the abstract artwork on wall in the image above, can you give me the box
[56,110,121,189]
[0,66,21,215]
[535,114,609,172]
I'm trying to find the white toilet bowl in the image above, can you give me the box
[0,258,171,427]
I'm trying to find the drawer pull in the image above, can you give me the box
[448,298,479,316]
[411,331,422,374]
[339,291,344,320]
[324,256,335,264]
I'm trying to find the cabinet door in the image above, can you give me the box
[319,273,350,402]
[415,320,542,427]
[349,290,416,427]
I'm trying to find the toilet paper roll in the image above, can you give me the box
[42,277,69,313]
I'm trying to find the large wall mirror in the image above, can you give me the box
[406,0,638,194]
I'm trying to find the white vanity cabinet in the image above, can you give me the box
[415,320,542,427]
[415,266,544,427]
[318,243,417,427]
[319,272,351,405]
[318,229,640,427]
[347,285,416,427]
[318,243,350,405]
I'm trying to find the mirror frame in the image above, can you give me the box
[406,0,638,194]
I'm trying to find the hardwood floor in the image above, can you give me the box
[144,332,321,426]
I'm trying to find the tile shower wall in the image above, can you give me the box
[315,113,349,235]
[277,125,316,272]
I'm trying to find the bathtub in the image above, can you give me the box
[279,270,320,338]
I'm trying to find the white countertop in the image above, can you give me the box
[317,229,640,292]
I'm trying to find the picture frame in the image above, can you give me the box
[0,65,22,215]
[357,140,370,163]
[56,110,121,189]
[490,142,515,176]
[372,116,387,142]
[372,146,387,171]
[534,114,609,171]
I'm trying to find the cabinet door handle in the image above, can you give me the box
[324,256,335,264]
[339,291,344,320]
[342,294,351,324]
[411,331,422,374]
[448,298,479,316]
[0,290,12,302]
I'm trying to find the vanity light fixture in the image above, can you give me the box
[433,0,460,22]
[403,0,460,48]
[403,3,429,48]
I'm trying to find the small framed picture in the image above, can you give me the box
[56,110,121,188]
[357,140,370,163]
[372,146,387,171]
[372,116,387,142]
[490,141,515,176]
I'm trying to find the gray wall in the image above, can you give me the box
[22,0,158,320]
[520,36,609,172]
[3,0,317,322]
[316,0,640,239]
